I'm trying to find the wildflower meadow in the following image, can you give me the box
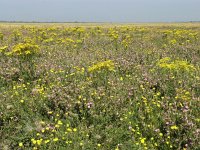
[0,23,200,150]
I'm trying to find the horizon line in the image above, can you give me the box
[0,20,200,24]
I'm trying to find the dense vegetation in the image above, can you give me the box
[0,23,200,150]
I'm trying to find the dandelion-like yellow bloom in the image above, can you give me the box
[140,138,146,144]
[31,138,37,144]
[19,142,23,147]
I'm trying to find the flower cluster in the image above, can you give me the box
[157,57,196,72]
[88,60,115,73]
[7,42,40,57]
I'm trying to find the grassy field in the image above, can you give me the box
[0,23,200,150]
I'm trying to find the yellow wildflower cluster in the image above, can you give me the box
[88,60,115,73]
[170,125,179,130]
[162,29,198,46]
[122,34,132,49]
[74,66,85,74]
[175,88,191,101]
[157,57,195,72]
[108,29,119,40]
[12,30,22,41]
[7,42,40,57]
[0,46,8,53]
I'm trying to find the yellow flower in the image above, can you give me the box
[57,120,63,125]
[67,128,72,132]
[55,124,60,128]
[37,139,43,145]
[171,125,179,130]
[44,140,50,144]
[36,133,40,136]
[31,138,37,144]
[53,138,59,142]
[40,121,45,125]
[115,147,119,150]
[140,138,146,144]
[48,111,53,114]
[19,142,23,147]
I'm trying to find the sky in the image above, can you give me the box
[0,0,200,22]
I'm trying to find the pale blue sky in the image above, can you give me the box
[0,0,200,22]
